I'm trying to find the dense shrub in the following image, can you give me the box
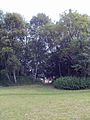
[0,74,10,86]
[16,76,33,85]
[53,76,90,90]
[0,75,33,86]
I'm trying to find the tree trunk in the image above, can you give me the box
[85,62,88,78]
[5,67,12,83]
[13,70,17,84]
[59,62,62,77]
[6,72,11,82]
[33,54,38,82]
[33,64,38,82]
[67,62,70,76]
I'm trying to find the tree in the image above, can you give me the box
[25,13,51,81]
[0,12,26,83]
[40,10,90,78]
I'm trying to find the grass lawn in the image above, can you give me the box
[0,84,90,120]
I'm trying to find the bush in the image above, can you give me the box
[16,76,33,85]
[0,74,10,86]
[53,76,90,90]
[0,75,33,86]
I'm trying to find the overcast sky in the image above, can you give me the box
[0,0,90,21]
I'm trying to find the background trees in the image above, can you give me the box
[0,9,90,85]
[40,10,90,78]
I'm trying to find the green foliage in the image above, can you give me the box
[0,77,9,86]
[16,76,33,85]
[54,76,90,90]
[0,75,33,86]
[1,9,90,86]
[0,70,10,86]
[7,55,21,70]
[4,13,25,30]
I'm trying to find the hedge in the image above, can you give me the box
[53,76,90,90]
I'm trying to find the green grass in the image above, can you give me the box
[0,84,90,120]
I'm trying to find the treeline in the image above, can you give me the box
[0,9,90,85]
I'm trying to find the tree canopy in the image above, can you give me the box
[0,9,90,85]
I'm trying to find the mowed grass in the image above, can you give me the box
[0,85,90,120]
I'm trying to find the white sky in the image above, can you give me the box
[0,0,90,21]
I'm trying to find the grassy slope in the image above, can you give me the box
[0,85,90,120]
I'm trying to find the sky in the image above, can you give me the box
[0,0,90,21]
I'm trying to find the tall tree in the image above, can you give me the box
[26,13,51,80]
[1,12,26,83]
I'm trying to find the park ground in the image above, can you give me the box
[0,84,90,120]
